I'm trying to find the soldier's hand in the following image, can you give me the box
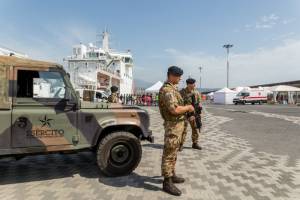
[187,105,194,112]
[188,116,195,122]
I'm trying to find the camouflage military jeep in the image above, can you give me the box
[0,56,153,176]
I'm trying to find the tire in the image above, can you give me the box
[96,131,142,177]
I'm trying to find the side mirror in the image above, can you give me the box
[65,88,73,101]
[76,91,80,98]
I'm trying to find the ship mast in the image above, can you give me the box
[102,30,110,52]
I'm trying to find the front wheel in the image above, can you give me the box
[96,131,142,177]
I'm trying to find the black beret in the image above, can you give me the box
[186,78,196,84]
[110,86,119,92]
[167,66,183,76]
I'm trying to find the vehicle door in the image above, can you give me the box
[11,67,78,150]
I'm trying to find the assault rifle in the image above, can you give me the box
[190,94,202,131]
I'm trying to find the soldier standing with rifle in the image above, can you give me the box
[108,86,119,103]
[159,66,195,196]
[180,78,203,151]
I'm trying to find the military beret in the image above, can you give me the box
[186,78,196,84]
[110,86,119,92]
[167,66,183,76]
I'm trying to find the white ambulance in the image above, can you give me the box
[233,88,269,105]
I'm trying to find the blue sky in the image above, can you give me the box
[0,0,300,88]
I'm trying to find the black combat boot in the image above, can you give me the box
[172,174,185,183]
[163,177,182,196]
[192,143,202,150]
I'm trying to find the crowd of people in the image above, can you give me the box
[118,93,159,106]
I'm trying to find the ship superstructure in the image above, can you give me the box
[65,31,134,94]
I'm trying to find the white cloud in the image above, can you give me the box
[271,32,295,41]
[0,22,97,63]
[282,18,295,25]
[255,14,279,29]
[238,14,295,32]
[165,39,300,88]
[262,14,279,22]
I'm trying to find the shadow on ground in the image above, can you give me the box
[0,152,162,191]
[142,143,163,149]
[98,173,162,191]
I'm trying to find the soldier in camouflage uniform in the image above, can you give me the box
[180,78,203,151]
[159,66,195,196]
[108,86,119,103]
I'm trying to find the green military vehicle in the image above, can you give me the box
[0,56,153,176]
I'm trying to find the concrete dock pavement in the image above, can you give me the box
[0,106,299,200]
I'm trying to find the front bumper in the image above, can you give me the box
[143,130,154,143]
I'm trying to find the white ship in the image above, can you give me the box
[64,31,134,95]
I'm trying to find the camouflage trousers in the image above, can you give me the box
[161,120,185,178]
[180,119,200,147]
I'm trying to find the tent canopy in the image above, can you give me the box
[215,87,236,93]
[234,86,245,92]
[145,81,163,92]
[270,85,300,92]
[213,87,237,104]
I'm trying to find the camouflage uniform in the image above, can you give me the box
[180,87,202,146]
[159,82,185,178]
[108,92,118,103]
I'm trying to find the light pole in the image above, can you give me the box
[223,44,233,88]
[198,66,203,91]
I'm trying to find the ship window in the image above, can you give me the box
[96,92,102,99]
[88,52,98,58]
[124,57,131,63]
[73,48,77,55]
[83,90,94,102]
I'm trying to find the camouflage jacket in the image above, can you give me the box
[180,87,202,105]
[158,82,185,122]
[108,93,118,103]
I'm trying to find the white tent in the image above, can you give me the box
[270,85,300,104]
[270,85,300,92]
[234,86,251,92]
[213,87,237,104]
[207,92,214,97]
[145,81,163,92]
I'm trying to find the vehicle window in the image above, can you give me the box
[240,92,249,97]
[17,70,66,99]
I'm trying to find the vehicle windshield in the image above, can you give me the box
[237,92,249,97]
